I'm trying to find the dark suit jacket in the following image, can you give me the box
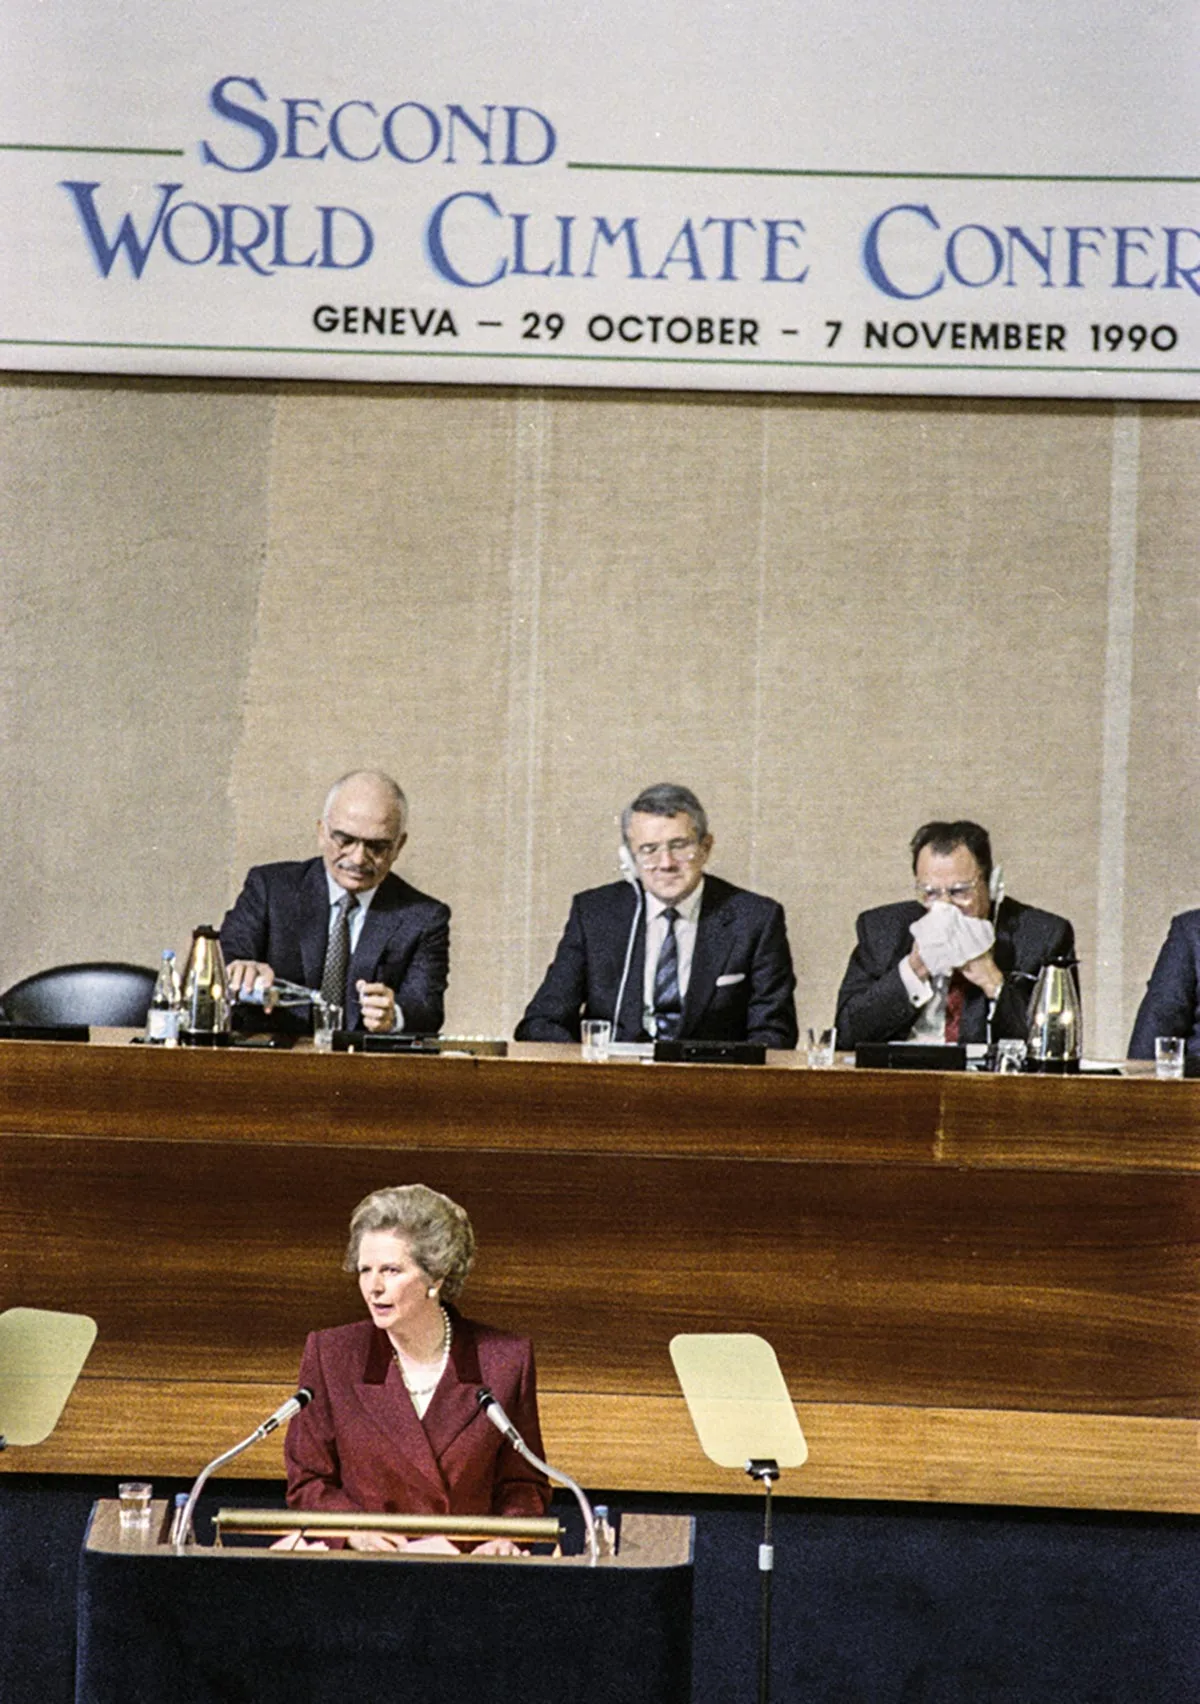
[514,874,798,1048]
[1129,909,1200,1057]
[284,1314,550,1519]
[835,895,1076,1048]
[219,858,449,1033]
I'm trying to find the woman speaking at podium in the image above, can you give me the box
[284,1183,550,1553]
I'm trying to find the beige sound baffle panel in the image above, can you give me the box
[2,374,1199,1051]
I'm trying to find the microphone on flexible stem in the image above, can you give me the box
[476,1387,599,1564]
[254,1389,314,1438]
[609,844,644,1045]
[173,1388,313,1550]
[985,863,1006,1051]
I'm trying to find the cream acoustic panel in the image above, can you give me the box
[2,376,1197,1054]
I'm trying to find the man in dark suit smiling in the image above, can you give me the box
[221,768,449,1034]
[515,782,797,1048]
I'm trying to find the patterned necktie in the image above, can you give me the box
[943,970,968,1043]
[653,908,682,1040]
[320,892,358,1006]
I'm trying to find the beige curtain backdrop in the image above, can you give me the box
[2,372,1197,1054]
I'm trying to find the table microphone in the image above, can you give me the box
[610,844,644,1043]
[985,865,1006,1052]
[174,1389,313,1549]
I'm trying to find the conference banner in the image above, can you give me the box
[3,1,1197,398]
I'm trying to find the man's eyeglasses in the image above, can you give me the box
[633,838,702,868]
[329,829,396,860]
[915,880,981,905]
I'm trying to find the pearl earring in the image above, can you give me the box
[427,1286,438,1298]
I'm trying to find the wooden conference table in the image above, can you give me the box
[0,1034,1195,1513]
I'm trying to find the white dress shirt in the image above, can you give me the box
[323,872,403,1030]
[899,956,948,1040]
[897,955,1001,1043]
[641,879,704,1038]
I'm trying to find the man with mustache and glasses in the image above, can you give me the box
[516,782,797,1048]
[221,769,449,1035]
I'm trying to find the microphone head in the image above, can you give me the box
[295,1387,314,1410]
[477,1388,513,1437]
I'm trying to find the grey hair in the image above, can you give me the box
[620,783,708,846]
[322,769,408,837]
[343,1184,476,1303]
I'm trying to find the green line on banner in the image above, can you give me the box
[1,338,1196,378]
[566,161,1200,184]
[0,143,185,156]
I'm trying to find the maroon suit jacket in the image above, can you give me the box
[284,1313,550,1519]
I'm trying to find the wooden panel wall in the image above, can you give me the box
[1,1039,1196,1512]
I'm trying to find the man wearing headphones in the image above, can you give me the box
[515,782,797,1048]
[835,819,1074,1048]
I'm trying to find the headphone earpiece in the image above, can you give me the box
[988,862,1005,915]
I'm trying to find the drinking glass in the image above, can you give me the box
[1155,1036,1185,1080]
[806,1026,837,1068]
[581,1019,612,1061]
[313,999,342,1052]
[118,1482,152,1527]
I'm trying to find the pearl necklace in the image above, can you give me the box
[393,1305,452,1397]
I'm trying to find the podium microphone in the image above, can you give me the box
[255,1388,314,1439]
[174,1389,313,1549]
[476,1387,599,1564]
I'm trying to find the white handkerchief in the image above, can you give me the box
[715,972,745,987]
[910,902,995,977]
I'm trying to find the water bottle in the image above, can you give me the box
[233,976,319,1010]
[145,949,182,1046]
[168,1492,190,1547]
[592,1504,617,1558]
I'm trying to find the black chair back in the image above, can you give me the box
[0,962,157,1026]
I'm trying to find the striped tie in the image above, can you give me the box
[653,908,682,1040]
[320,892,358,1007]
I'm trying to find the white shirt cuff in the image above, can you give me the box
[899,956,934,1008]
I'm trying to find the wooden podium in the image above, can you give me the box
[76,1501,694,1704]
